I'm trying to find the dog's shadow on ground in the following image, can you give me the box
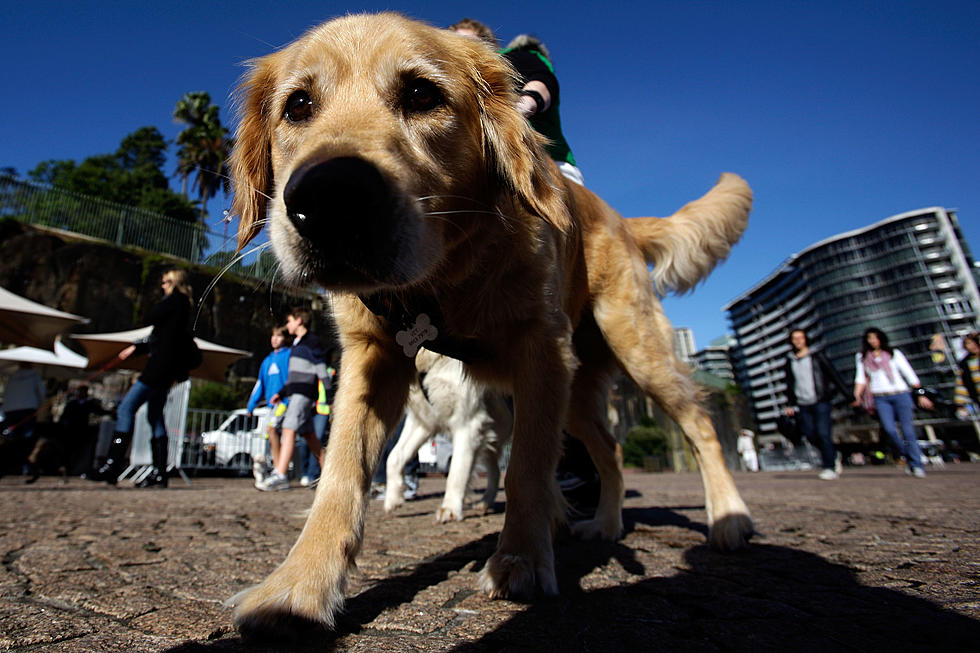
[162,506,980,653]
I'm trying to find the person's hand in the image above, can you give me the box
[118,345,136,360]
[784,407,796,417]
[517,94,537,117]
[956,407,968,419]
[916,394,934,411]
[270,394,280,405]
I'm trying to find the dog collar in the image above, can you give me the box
[360,292,485,364]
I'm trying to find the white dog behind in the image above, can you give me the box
[384,350,512,522]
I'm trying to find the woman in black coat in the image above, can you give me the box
[88,268,193,487]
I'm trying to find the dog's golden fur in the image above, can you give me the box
[230,12,753,632]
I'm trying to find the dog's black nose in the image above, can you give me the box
[283,157,394,246]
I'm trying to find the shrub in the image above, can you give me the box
[622,419,669,468]
[189,381,243,411]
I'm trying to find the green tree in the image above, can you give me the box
[20,127,203,258]
[173,92,233,224]
[28,126,198,222]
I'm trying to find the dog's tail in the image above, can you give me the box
[626,172,752,296]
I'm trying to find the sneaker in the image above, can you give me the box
[817,469,839,481]
[370,482,385,499]
[300,475,312,487]
[402,474,419,501]
[911,467,927,478]
[257,473,289,492]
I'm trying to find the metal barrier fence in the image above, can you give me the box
[0,174,278,281]
[180,407,270,475]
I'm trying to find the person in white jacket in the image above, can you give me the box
[852,327,933,477]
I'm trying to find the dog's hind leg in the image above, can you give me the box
[566,316,625,540]
[592,262,753,551]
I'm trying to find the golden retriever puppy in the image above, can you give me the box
[230,12,753,632]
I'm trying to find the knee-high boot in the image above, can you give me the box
[85,432,132,485]
[136,437,169,488]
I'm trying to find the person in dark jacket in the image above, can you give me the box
[449,18,584,185]
[86,268,194,488]
[256,307,330,491]
[784,328,849,480]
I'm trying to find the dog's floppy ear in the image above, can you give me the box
[230,53,281,250]
[471,47,571,233]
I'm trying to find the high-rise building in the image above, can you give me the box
[673,327,697,366]
[725,207,979,437]
[693,334,736,381]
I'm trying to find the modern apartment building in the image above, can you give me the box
[693,334,736,382]
[725,207,979,437]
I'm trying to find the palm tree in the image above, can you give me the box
[173,92,234,225]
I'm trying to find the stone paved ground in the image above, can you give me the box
[1,464,978,652]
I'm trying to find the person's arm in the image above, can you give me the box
[894,349,933,410]
[246,376,263,415]
[508,50,559,117]
[820,353,850,398]
[892,349,921,387]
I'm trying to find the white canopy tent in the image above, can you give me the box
[0,339,89,376]
[0,286,88,350]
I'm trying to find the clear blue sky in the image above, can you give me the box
[3,1,978,349]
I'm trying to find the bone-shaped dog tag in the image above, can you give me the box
[395,313,438,357]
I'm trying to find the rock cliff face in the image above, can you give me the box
[0,221,335,377]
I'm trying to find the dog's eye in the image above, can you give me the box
[284,91,314,122]
[401,79,444,114]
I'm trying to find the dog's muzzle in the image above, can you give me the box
[282,156,402,285]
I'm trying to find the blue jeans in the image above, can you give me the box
[115,380,169,440]
[797,402,836,471]
[298,413,331,478]
[874,392,925,471]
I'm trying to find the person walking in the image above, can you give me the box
[0,362,47,477]
[86,268,196,487]
[736,428,759,472]
[954,331,980,419]
[784,328,849,480]
[257,307,330,491]
[852,327,933,477]
[247,325,291,486]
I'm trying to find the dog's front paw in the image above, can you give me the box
[229,556,347,636]
[478,550,558,600]
[435,504,463,523]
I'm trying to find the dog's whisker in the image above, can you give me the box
[196,241,274,330]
